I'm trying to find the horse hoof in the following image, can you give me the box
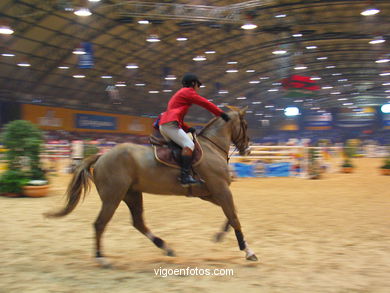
[214,232,225,242]
[246,254,258,261]
[166,249,176,257]
[96,257,112,268]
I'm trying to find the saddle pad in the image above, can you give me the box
[153,139,203,169]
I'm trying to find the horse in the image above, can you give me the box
[45,106,258,266]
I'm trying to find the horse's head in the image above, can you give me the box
[226,106,251,156]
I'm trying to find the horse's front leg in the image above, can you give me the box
[213,186,258,261]
[215,219,230,242]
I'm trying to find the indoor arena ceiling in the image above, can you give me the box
[0,0,389,126]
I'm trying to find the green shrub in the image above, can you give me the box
[0,170,29,194]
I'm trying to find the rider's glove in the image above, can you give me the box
[220,112,230,122]
[187,127,197,134]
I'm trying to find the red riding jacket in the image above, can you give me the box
[158,87,223,131]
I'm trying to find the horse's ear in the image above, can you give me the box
[239,106,248,116]
[226,105,241,112]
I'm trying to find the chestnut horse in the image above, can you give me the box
[46,107,258,266]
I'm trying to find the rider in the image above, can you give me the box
[157,73,230,187]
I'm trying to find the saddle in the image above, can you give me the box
[149,130,203,169]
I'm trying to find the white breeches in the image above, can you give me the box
[159,122,195,151]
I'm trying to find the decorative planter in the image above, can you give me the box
[341,167,354,173]
[23,185,49,197]
[381,169,390,176]
[1,193,19,197]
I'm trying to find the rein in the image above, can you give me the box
[199,115,247,162]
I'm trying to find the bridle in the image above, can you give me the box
[199,115,249,161]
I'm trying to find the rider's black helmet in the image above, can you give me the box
[182,73,202,87]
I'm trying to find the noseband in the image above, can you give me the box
[232,116,249,155]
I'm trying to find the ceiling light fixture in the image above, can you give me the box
[317,57,328,60]
[138,20,149,24]
[176,37,188,41]
[146,34,160,42]
[361,7,380,16]
[205,50,216,54]
[74,7,92,17]
[165,75,176,80]
[115,82,127,87]
[72,46,86,55]
[226,69,238,73]
[73,74,86,78]
[292,33,302,37]
[193,55,206,62]
[241,23,257,30]
[275,14,287,18]
[284,107,300,116]
[294,65,307,70]
[1,53,15,57]
[126,63,139,69]
[272,49,287,55]
[306,46,317,49]
[0,23,14,35]
[101,75,112,79]
[246,69,255,73]
[58,66,70,69]
[17,61,31,67]
[369,36,385,44]
[375,58,390,63]
[236,97,247,100]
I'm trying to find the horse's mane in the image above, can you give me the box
[198,116,220,136]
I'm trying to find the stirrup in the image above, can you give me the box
[180,175,201,187]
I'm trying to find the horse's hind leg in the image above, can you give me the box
[123,190,175,256]
[94,189,123,267]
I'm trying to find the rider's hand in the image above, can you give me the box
[220,112,230,122]
[188,127,197,134]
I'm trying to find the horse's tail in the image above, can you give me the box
[44,154,100,218]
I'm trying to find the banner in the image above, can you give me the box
[384,114,390,129]
[304,113,332,130]
[334,107,376,128]
[21,104,153,135]
[78,42,94,69]
[75,114,117,130]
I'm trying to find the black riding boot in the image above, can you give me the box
[180,147,200,187]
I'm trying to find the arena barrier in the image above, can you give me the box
[0,145,6,171]
[229,145,343,178]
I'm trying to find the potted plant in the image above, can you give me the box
[308,148,321,179]
[0,120,49,197]
[380,157,390,176]
[0,170,28,197]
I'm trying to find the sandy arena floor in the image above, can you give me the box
[1,158,389,293]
